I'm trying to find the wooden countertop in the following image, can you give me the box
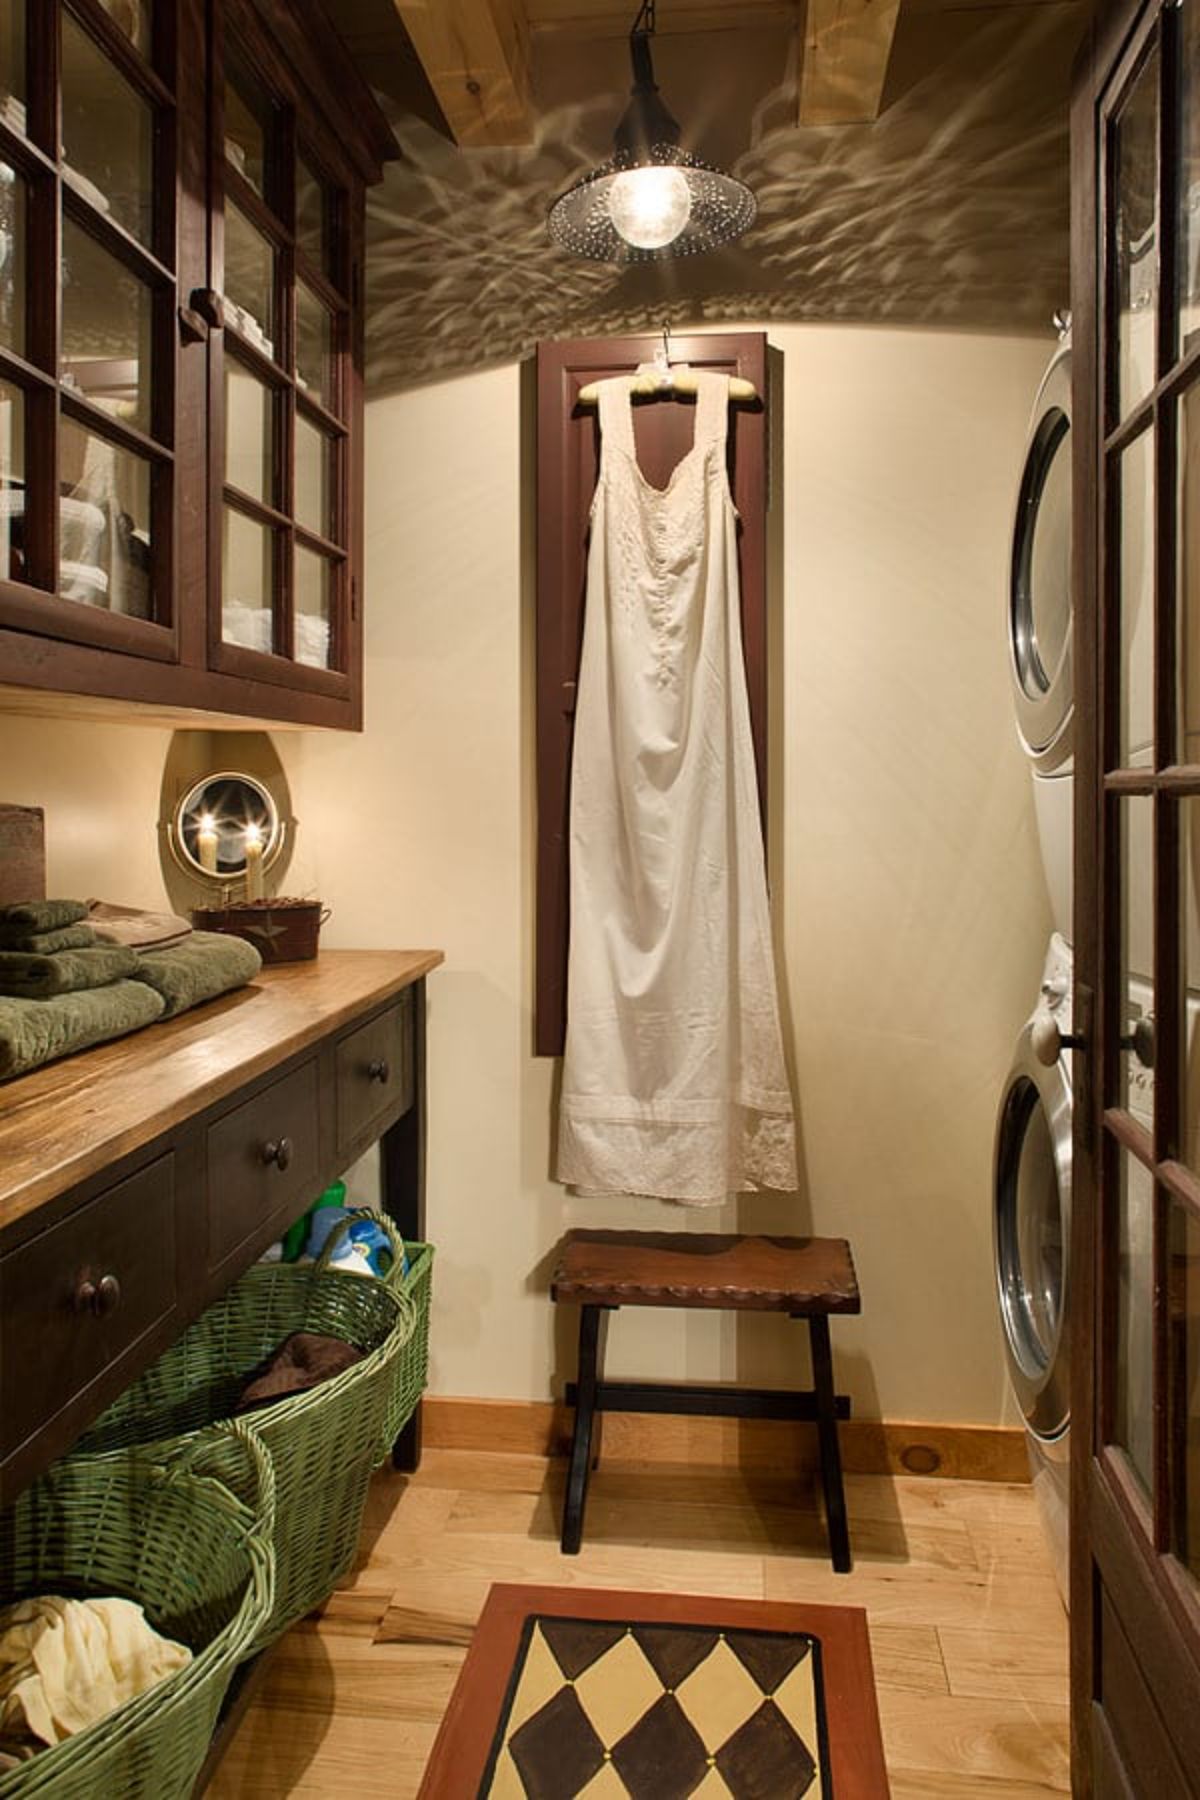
[0,949,443,1233]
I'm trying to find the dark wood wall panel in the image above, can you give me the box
[535,331,769,1058]
[0,805,45,903]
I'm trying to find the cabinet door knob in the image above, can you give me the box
[368,1058,390,1083]
[191,285,225,329]
[178,303,209,344]
[262,1136,293,1171]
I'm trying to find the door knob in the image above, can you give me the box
[367,1058,390,1083]
[1032,1012,1153,1070]
[1120,1015,1155,1069]
[261,1136,293,1171]
[1031,1015,1086,1067]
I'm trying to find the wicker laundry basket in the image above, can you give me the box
[0,1422,273,1798]
[73,1263,413,1651]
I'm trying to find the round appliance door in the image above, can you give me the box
[993,1024,1072,1441]
[1010,344,1073,773]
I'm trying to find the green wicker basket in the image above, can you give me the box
[0,1422,273,1798]
[312,1211,434,1456]
[74,1263,413,1652]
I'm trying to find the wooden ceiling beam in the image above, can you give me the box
[525,0,798,33]
[524,0,1056,37]
[799,0,903,125]
[391,0,535,146]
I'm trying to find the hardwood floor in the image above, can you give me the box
[208,1451,1070,1797]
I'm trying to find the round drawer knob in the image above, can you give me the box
[262,1136,293,1171]
[368,1058,390,1084]
[95,1274,122,1316]
[74,1274,122,1317]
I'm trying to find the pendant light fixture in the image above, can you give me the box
[548,0,756,263]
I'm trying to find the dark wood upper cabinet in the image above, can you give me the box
[0,0,396,729]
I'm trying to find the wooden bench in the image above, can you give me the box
[550,1230,861,1571]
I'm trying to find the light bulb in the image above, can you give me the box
[608,165,692,250]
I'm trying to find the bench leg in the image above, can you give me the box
[562,1304,608,1555]
[809,1315,852,1573]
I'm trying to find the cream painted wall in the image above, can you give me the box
[0,715,173,907]
[282,323,1056,1427]
[0,324,1053,1425]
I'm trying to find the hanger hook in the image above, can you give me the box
[631,0,655,40]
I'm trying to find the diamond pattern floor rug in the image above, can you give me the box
[418,1584,889,1799]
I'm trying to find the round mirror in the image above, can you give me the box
[173,771,282,880]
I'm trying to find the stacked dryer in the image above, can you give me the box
[994,325,1075,1603]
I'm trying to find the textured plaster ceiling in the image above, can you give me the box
[349,2,1084,394]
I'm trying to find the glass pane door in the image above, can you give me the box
[218,52,349,675]
[0,0,175,631]
[1100,0,1200,1593]
[1076,2,1200,1782]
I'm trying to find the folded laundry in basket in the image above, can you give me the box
[0,982,166,1081]
[0,1595,191,1752]
[86,899,193,951]
[0,900,89,935]
[0,924,98,956]
[234,1331,365,1414]
[0,944,137,999]
[130,931,261,1018]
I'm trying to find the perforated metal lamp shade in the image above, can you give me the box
[547,11,756,263]
[548,148,756,263]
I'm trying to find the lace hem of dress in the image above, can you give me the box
[557,1105,797,1206]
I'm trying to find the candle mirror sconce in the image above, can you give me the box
[170,772,284,887]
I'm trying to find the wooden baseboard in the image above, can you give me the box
[422,1396,1030,1484]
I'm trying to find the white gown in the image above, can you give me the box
[556,372,797,1205]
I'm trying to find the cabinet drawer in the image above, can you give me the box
[207,1060,320,1270]
[335,991,414,1151]
[0,1156,177,1471]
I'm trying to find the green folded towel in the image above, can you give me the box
[0,982,167,1081]
[0,899,89,933]
[0,924,99,955]
[131,930,262,1018]
[0,944,138,998]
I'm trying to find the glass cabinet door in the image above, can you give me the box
[0,0,174,639]
[217,46,349,679]
[0,0,379,725]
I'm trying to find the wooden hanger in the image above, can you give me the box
[577,322,759,406]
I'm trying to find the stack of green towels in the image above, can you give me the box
[0,901,263,1082]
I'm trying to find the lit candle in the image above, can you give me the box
[197,812,218,875]
[243,822,265,902]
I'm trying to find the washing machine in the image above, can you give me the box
[994,936,1073,1601]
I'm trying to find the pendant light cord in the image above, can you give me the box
[628,0,658,94]
[630,1,655,43]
